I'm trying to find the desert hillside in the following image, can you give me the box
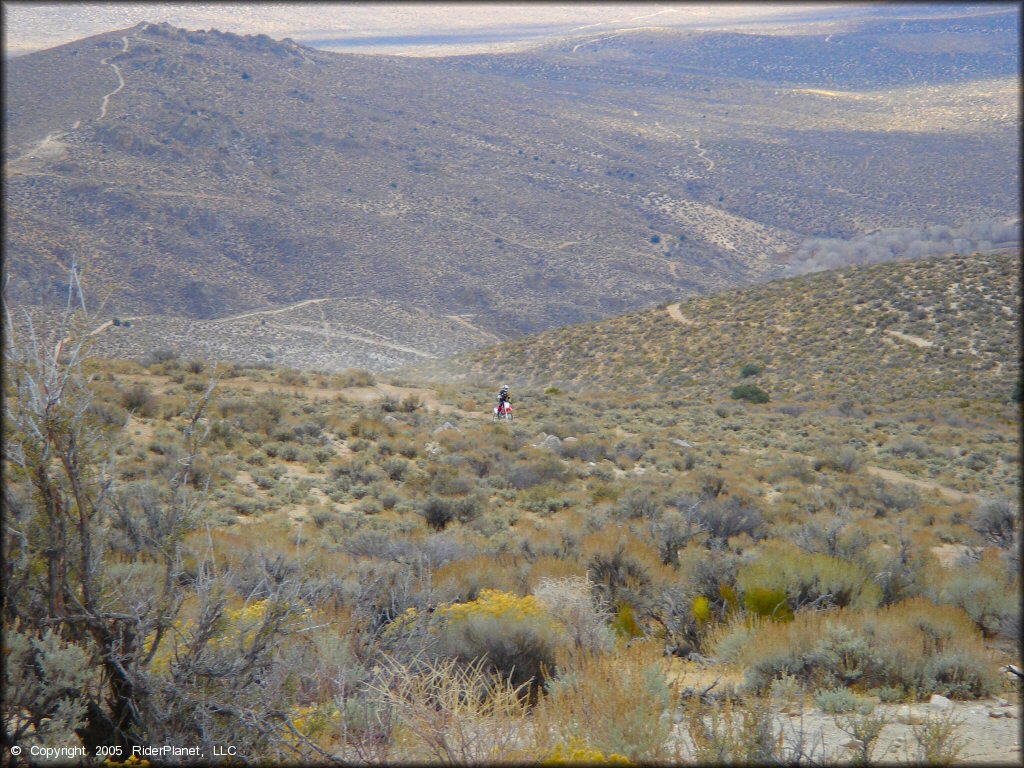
[425,251,1020,404]
[4,285,1019,759]
[4,10,1018,362]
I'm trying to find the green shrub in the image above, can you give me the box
[813,687,873,714]
[614,489,660,520]
[418,496,483,531]
[382,458,409,481]
[969,498,1017,548]
[737,541,881,612]
[437,590,562,700]
[121,383,156,416]
[875,686,906,703]
[918,651,995,699]
[715,598,997,699]
[740,364,762,378]
[939,572,1017,636]
[611,602,643,639]
[731,384,769,404]
[690,498,764,542]
[743,586,793,622]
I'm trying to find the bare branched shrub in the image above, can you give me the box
[969,498,1018,548]
[834,709,887,766]
[3,274,319,760]
[685,694,783,763]
[534,575,614,654]
[906,711,965,766]
[369,655,530,763]
[688,497,764,543]
[120,382,157,416]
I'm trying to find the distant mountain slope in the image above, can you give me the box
[80,296,499,371]
[4,15,1018,357]
[420,252,1020,404]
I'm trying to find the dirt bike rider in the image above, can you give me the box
[497,384,512,414]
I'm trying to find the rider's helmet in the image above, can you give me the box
[501,384,509,392]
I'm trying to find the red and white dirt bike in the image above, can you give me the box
[493,402,513,421]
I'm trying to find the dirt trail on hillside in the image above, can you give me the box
[865,465,980,503]
[99,36,129,120]
[266,321,434,358]
[885,329,934,348]
[210,298,333,324]
[737,442,982,506]
[666,303,695,324]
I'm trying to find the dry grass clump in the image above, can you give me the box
[369,655,530,763]
[532,641,679,762]
[685,694,784,763]
[433,554,528,601]
[534,575,615,654]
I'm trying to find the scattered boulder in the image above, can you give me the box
[433,422,459,434]
[563,436,578,445]
[929,694,954,712]
[537,434,563,451]
[671,438,694,449]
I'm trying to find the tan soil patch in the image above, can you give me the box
[126,415,157,444]
[885,329,935,348]
[930,543,977,568]
[666,302,695,325]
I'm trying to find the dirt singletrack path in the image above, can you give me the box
[864,465,981,503]
[666,302,695,325]
[99,35,129,120]
[209,298,334,324]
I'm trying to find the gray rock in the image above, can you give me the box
[671,438,694,448]
[563,436,578,444]
[538,434,563,451]
[433,422,459,434]
[929,694,954,712]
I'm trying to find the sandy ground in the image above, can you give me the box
[670,660,1021,763]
